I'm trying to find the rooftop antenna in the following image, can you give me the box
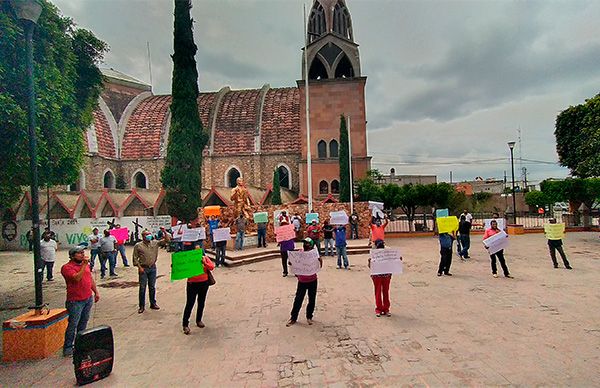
[146,41,153,92]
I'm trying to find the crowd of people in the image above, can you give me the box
[55,206,576,354]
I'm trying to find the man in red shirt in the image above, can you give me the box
[306,220,322,254]
[61,246,100,357]
[369,217,388,246]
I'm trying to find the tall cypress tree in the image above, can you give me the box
[272,168,282,205]
[339,114,351,202]
[161,0,207,222]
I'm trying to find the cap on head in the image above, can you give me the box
[302,237,314,249]
[69,245,86,258]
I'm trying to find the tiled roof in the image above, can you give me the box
[91,109,117,158]
[213,89,261,155]
[198,93,216,128]
[121,95,171,160]
[261,88,300,153]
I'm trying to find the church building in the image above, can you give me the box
[67,0,370,207]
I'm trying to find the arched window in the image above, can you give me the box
[277,165,290,189]
[103,171,115,189]
[329,140,339,158]
[309,57,328,80]
[331,180,340,194]
[133,171,147,189]
[227,168,241,188]
[319,180,329,194]
[317,140,327,158]
[334,54,354,78]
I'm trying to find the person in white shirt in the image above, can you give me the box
[99,230,118,279]
[87,228,101,270]
[40,233,58,281]
[462,209,473,223]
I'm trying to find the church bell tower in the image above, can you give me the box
[298,0,371,199]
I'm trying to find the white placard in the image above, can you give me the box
[182,227,206,242]
[171,224,185,241]
[288,248,321,276]
[484,218,506,231]
[212,227,231,242]
[482,230,509,254]
[330,210,349,225]
[368,201,384,210]
[370,248,403,275]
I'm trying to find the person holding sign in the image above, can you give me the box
[369,217,388,247]
[323,220,335,256]
[182,248,215,335]
[335,225,350,269]
[306,220,322,255]
[545,218,572,269]
[368,240,401,317]
[286,238,322,327]
[483,220,512,278]
[132,230,171,314]
[437,232,455,276]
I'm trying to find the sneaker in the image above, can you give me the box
[150,304,160,310]
[376,312,381,317]
[47,278,54,282]
[110,273,118,277]
[504,274,514,279]
[138,307,145,314]
[385,312,391,317]
[444,273,452,276]
[492,274,498,278]
[286,319,296,327]
[553,264,559,268]
[283,273,288,277]
[565,265,573,270]
[437,272,442,277]
[183,326,190,335]
[337,266,341,269]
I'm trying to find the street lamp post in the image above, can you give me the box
[11,0,44,313]
[508,141,517,225]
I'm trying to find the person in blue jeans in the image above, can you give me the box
[61,246,100,357]
[207,216,220,248]
[335,225,350,269]
[133,230,170,313]
[87,228,101,270]
[257,221,268,248]
[457,215,472,259]
[234,214,247,251]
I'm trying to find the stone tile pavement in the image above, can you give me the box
[0,232,599,387]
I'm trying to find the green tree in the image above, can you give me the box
[271,168,282,205]
[448,191,469,214]
[396,184,429,231]
[541,178,600,211]
[0,1,107,209]
[160,0,207,222]
[555,94,600,177]
[471,192,493,212]
[338,114,350,202]
[524,190,551,209]
[356,170,382,202]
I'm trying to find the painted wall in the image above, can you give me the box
[1,216,171,251]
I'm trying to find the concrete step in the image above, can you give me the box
[205,245,371,267]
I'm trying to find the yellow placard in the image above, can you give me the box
[544,223,565,240]
[437,216,459,234]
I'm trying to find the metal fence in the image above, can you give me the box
[385,211,599,233]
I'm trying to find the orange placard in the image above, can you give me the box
[203,206,221,217]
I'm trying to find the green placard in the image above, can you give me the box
[171,249,205,281]
[253,212,268,223]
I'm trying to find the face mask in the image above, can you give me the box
[145,235,153,241]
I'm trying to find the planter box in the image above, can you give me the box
[3,309,68,362]
[507,224,525,235]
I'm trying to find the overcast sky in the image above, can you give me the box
[53,0,600,185]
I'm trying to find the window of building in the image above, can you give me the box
[331,179,340,194]
[319,180,329,194]
[227,168,241,188]
[317,140,327,158]
[134,171,147,189]
[277,166,290,189]
[103,171,115,189]
[329,140,339,158]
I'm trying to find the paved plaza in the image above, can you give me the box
[1,232,599,387]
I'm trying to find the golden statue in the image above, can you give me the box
[230,177,252,219]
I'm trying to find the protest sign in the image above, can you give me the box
[203,206,221,216]
[483,231,509,254]
[436,216,458,234]
[110,227,129,242]
[435,208,449,218]
[368,201,384,210]
[484,218,506,231]
[171,249,204,281]
[212,227,231,242]
[305,213,319,224]
[182,227,206,242]
[544,223,565,240]
[171,224,185,240]
[253,212,268,223]
[288,248,321,276]
[370,248,403,275]
[275,224,296,242]
[330,210,349,225]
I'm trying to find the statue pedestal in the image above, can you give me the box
[226,233,258,250]
[2,309,68,362]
